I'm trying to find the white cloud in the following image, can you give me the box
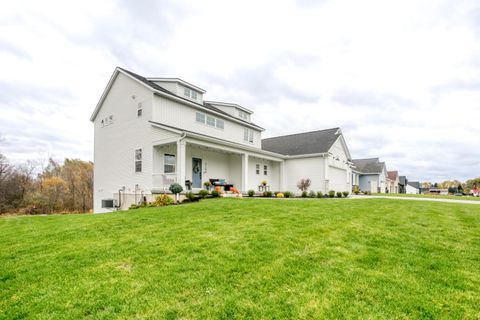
[0,0,479,181]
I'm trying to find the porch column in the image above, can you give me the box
[177,140,186,190]
[279,161,286,191]
[241,153,249,192]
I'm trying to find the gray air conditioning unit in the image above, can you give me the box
[101,199,117,208]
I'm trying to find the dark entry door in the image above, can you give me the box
[192,158,202,188]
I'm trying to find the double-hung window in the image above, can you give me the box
[164,154,176,173]
[244,128,254,143]
[256,164,260,175]
[216,119,224,129]
[196,112,206,124]
[206,115,216,127]
[264,165,268,175]
[135,149,142,173]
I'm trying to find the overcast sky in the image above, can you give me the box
[0,0,479,182]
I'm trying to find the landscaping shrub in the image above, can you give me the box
[185,192,195,202]
[263,191,273,197]
[301,191,308,198]
[198,190,209,199]
[336,191,343,198]
[211,190,220,198]
[248,190,255,197]
[203,181,212,190]
[308,190,316,198]
[328,190,335,198]
[154,194,174,206]
[283,191,292,198]
[129,204,139,210]
[316,191,323,198]
[297,178,311,192]
[343,191,349,197]
[169,183,183,195]
[276,192,284,198]
[353,186,360,195]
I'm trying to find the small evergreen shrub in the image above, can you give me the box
[316,191,323,198]
[263,191,273,197]
[169,183,183,195]
[343,191,349,197]
[129,204,139,210]
[353,186,360,195]
[336,191,343,198]
[211,190,220,198]
[276,192,284,198]
[154,194,174,206]
[185,192,195,202]
[328,190,335,198]
[248,190,255,197]
[301,191,308,198]
[283,191,292,198]
[198,190,209,199]
[308,190,316,198]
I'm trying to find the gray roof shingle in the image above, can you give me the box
[261,128,342,156]
[352,158,385,174]
[408,181,420,189]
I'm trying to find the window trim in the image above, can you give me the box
[195,112,224,130]
[244,128,254,143]
[135,148,142,173]
[263,165,268,176]
[256,164,260,175]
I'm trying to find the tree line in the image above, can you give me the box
[0,154,93,214]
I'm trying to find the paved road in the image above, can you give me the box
[350,195,480,205]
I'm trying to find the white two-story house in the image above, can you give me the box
[91,67,354,212]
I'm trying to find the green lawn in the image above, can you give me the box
[1,199,480,319]
[372,193,480,201]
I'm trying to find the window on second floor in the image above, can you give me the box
[256,164,260,175]
[195,112,224,130]
[244,128,254,143]
[164,154,176,173]
[264,165,268,175]
[184,87,191,98]
[206,115,215,127]
[238,110,249,120]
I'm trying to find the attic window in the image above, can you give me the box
[191,91,197,100]
[238,110,248,120]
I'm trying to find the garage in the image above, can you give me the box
[328,166,348,192]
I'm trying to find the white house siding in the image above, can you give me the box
[284,157,326,194]
[93,73,178,213]
[152,95,262,148]
[406,184,420,194]
[248,156,279,192]
[328,166,349,193]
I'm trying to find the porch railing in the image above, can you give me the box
[152,173,177,193]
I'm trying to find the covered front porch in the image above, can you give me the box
[151,137,284,193]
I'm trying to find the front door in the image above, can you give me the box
[192,158,202,188]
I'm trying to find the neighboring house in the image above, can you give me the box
[406,181,421,194]
[399,176,408,193]
[91,67,354,212]
[387,171,399,193]
[352,158,388,193]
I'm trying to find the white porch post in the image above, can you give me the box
[279,161,286,191]
[177,140,186,191]
[241,153,249,192]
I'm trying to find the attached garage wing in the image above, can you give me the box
[328,166,348,192]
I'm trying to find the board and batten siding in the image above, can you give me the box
[152,95,262,149]
[93,73,178,213]
[284,157,326,194]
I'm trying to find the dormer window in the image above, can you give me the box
[238,110,248,120]
[184,87,191,98]
[191,91,197,100]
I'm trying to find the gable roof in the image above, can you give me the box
[90,67,264,130]
[261,127,345,157]
[387,170,398,180]
[352,158,385,174]
[408,181,420,189]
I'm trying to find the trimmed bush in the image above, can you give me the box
[353,186,360,195]
[336,191,343,198]
[308,190,316,198]
[185,192,195,202]
[263,191,273,197]
[328,190,335,198]
[169,183,183,195]
[283,191,292,198]
[276,192,284,198]
[248,190,255,197]
[198,190,209,199]
[316,191,323,198]
[154,194,174,206]
[343,191,349,197]
[129,204,139,210]
[301,191,308,198]
[211,190,220,198]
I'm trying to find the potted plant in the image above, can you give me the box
[203,181,212,191]
[261,180,268,186]
[169,183,183,204]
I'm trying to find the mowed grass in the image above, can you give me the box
[1,199,480,319]
[373,193,480,201]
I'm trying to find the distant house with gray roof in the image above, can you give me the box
[352,158,388,193]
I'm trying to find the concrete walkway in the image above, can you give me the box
[350,195,480,205]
